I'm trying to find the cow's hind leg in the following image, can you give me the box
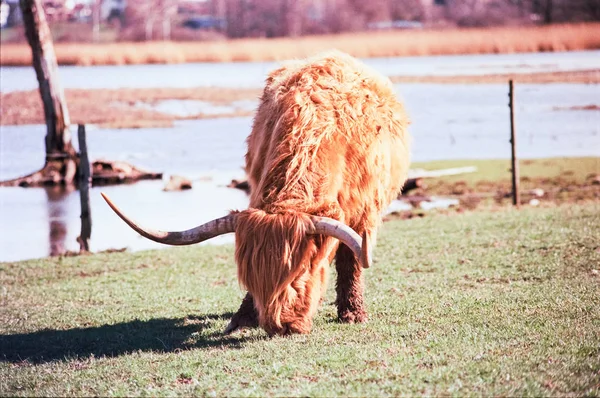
[335,244,367,323]
[224,292,259,334]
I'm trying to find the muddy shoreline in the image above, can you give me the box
[1,70,598,129]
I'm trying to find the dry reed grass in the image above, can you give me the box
[390,69,600,84]
[1,23,599,66]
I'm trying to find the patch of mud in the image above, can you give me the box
[403,174,600,215]
[390,69,600,84]
[0,87,260,128]
[553,104,600,111]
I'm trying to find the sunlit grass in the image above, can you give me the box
[1,23,599,66]
[1,203,599,396]
[408,157,600,206]
[412,157,600,187]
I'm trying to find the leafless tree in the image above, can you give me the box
[113,0,600,40]
[122,0,177,40]
[390,0,425,21]
[5,0,78,187]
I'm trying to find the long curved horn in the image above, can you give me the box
[309,217,372,268]
[101,192,237,245]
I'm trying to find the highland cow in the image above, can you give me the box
[102,50,411,336]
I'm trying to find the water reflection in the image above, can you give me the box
[45,185,75,257]
[1,80,599,262]
[0,179,250,262]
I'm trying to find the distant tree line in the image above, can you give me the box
[4,0,599,42]
[220,0,600,38]
[439,0,600,27]
[109,0,600,40]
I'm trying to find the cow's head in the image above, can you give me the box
[101,193,370,336]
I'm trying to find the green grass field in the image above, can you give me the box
[1,202,599,396]
[411,157,600,186]
[407,157,600,208]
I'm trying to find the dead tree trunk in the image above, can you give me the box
[0,0,164,188]
[19,0,77,185]
[543,0,553,23]
[92,0,101,42]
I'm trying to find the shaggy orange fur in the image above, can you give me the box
[231,50,411,335]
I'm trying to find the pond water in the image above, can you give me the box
[1,52,599,262]
[1,50,599,93]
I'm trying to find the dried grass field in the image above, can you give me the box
[1,23,599,66]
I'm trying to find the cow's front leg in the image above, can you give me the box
[335,243,367,323]
[224,292,259,334]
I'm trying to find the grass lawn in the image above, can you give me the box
[411,157,600,187]
[1,202,599,396]
[411,157,600,185]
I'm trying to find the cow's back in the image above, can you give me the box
[245,51,411,230]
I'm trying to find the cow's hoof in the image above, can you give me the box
[224,314,259,334]
[338,309,368,324]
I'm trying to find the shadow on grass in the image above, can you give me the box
[0,313,260,364]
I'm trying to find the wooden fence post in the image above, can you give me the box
[509,80,520,208]
[77,125,92,252]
